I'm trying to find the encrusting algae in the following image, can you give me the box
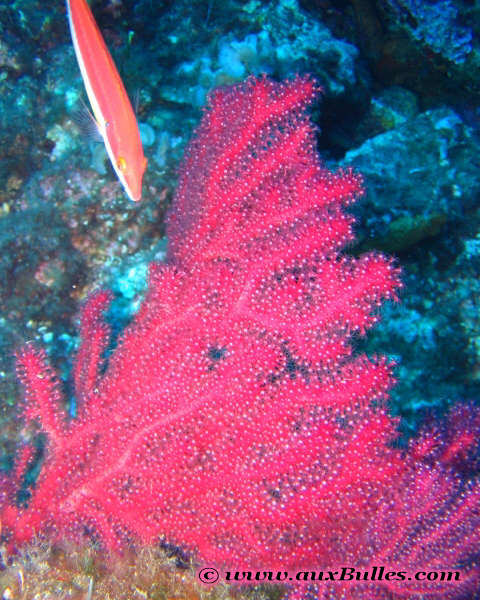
[0,539,280,600]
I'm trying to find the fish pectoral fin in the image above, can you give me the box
[71,96,103,142]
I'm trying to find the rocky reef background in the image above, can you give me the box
[0,1,479,598]
[0,0,478,472]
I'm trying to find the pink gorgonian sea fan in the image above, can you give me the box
[3,75,479,599]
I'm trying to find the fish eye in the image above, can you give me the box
[117,156,127,174]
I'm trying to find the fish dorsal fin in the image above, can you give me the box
[132,89,140,117]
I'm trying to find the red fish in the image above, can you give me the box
[66,0,147,201]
